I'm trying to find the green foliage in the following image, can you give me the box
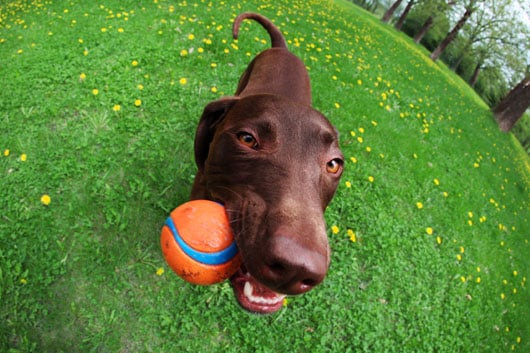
[1,0,529,352]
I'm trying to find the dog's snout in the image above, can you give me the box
[259,235,329,295]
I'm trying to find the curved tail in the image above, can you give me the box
[232,13,287,49]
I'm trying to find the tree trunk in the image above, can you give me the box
[414,16,433,43]
[493,76,530,132]
[430,7,474,61]
[382,0,404,23]
[395,0,415,30]
[469,63,481,87]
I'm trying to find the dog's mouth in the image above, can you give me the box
[230,265,286,314]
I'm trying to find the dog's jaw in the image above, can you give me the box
[230,266,286,314]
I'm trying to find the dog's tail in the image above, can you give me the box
[232,13,287,49]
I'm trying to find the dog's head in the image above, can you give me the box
[193,94,343,313]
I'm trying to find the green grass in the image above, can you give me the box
[1,0,529,352]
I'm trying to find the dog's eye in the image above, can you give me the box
[326,158,343,174]
[237,132,258,148]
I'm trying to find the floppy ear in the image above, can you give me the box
[194,97,239,171]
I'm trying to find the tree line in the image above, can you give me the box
[352,0,530,132]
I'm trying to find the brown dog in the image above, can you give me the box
[191,13,343,313]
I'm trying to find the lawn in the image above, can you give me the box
[1,0,529,352]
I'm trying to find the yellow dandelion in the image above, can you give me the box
[188,33,195,40]
[20,153,27,162]
[179,77,187,85]
[357,137,363,144]
[331,225,339,234]
[137,84,144,90]
[456,254,462,261]
[79,72,86,81]
[112,104,121,112]
[118,28,124,33]
[460,276,466,283]
[513,270,518,276]
[436,236,442,244]
[3,149,9,157]
[210,62,217,68]
[426,227,433,235]
[365,146,372,152]
[282,298,289,307]
[211,86,218,93]
[92,88,99,95]
[180,49,188,56]
[416,202,424,209]
[460,246,465,253]
[368,176,374,183]
[101,27,107,33]
[413,153,418,159]
[156,267,164,276]
[40,194,51,206]
[198,47,204,53]
[134,99,142,107]
[20,278,27,285]
[350,157,357,163]
[131,60,138,67]
[345,181,352,188]
[500,293,505,300]
[433,178,440,186]
[83,49,89,56]
[359,127,365,133]
[476,277,481,283]
[347,229,356,242]
[334,102,340,109]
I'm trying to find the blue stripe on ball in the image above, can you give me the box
[165,217,238,265]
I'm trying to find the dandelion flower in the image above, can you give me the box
[180,49,188,56]
[456,254,462,261]
[283,298,289,307]
[347,229,356,242]
[513,270,518,276]
[436,236,442,244]
[476,277,481,283]
[368,176,374,183]
[137,84,144,90]
[179,77,187,85]
[334,102,340,109]
[357,137,363,143]
[426,227,433,235]
[92,89,99,95]
[79,72,86,81]
[416,202,424,209]
[20,154,27,162]
[345,181,351,188]
[3,149,9,157]
[433,178,440,186]
[131,60,138,67]
[500,293,505,300]
[350,157,357,163]
[134,99,142,107]
[41,194,51,206]
[20,278,27,285]
[331,225,339,234]
[211,86,218,93]
[112,104,121,112]
[156,267,164,276]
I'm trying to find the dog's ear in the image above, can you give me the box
[194,97,240,171]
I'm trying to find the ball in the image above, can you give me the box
[160,200,242,285]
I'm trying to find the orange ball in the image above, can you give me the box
[160,200,242,285]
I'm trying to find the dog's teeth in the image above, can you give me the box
[243,281,285,305]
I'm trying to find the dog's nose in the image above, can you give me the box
[259,235,329,295]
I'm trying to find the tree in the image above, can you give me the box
[382,0,404,23]
[430,2,476,61]
[493,75,530,131]
[395,0,416,30]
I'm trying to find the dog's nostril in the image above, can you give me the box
[268,262,286,274]
[301,278,317,288]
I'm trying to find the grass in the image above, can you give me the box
[1,0,529,352]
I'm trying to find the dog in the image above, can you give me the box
[190,12,343,313]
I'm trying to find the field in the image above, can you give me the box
[1,0,529,352]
